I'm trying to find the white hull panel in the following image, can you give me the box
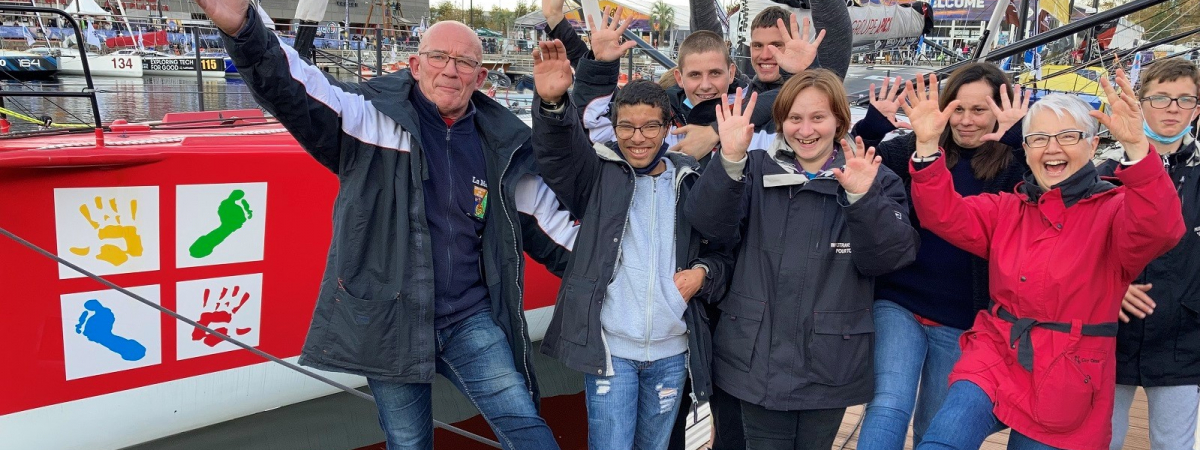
[0,357,366,450]
[58,54,143,78]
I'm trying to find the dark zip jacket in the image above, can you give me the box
[224,8,573,394]
[1099,138,1200,387]
[685,138,919,410]
[532,96,733,402]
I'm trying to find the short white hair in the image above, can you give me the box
[1022,93,1099,137]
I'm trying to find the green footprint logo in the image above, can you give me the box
[189,190,253,258]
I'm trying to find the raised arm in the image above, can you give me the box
[542,0,589,67]
[807,0,851,79]
[570,6,639,143]
[902,73,1000,258]
[532,40,602,218]
[208,0,388,174]
[1092,67,1185,276]
[685,88,758,246]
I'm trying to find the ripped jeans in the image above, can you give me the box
[585,353,688,450]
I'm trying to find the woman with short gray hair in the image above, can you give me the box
[900,69,1185,449]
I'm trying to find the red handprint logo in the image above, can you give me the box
[192,285,254,347]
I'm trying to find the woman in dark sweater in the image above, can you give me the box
[854,63,1030,449]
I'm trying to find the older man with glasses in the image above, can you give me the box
[191,0,574,449]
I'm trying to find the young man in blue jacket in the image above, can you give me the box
[531,38,732,450]
[196,0,576,448]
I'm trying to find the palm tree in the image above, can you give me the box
[651,0,675,49]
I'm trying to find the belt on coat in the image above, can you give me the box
[989,300,1118,372]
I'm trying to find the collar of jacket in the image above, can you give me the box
[669,77,749,126]
[1167,136,1199,168]
[410,81,478,131]
[592,141,699,184]
[749,69,791,94]
[1017,161,1115,208]
[359,70,532,163]
[761,135,847,191]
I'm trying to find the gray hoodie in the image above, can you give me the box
[601,159,690,363]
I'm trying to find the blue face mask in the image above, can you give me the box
[1144,121,1194,145]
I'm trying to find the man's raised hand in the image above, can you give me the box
[193,0,250,36]
[587,6,638,62]
[716,88,758,163]
[765,14,825,75]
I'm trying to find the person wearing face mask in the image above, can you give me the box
[565,6,823,165]
[1094,58,1200,450]
[854,63,1032,450]
[903,69,1185,450]
[686,70,919,450]
[531,40,733,450]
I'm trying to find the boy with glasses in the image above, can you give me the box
[531,39,732,450]
[1099,57,1200,450]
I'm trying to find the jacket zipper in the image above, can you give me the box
[646,176,658,361]
[674,166,700,410]
[444,128,455,296]
[601,162,637,376]
[497,143,536,399]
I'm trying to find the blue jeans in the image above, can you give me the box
[366,310,559,450]
[917,381,1061,450]
[859,300,965,450]
[585,353,688,450]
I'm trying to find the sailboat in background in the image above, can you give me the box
[29,0,143,77]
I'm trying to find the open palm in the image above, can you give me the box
[833,137,880,195]
[981,84,1030,142]
[899,73,959,146]
[588,6,638,62]
[870,76,910,130]
[533,40,573,103]
[716,88,757,162]
[1090,67,1148,153]
[766,14,825,75]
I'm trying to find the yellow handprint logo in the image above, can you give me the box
[69,196,144,266]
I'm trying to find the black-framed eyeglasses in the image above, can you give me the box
[614,122,666,139]
[420,50,481,73]
[1140,95,1199,110]
[1023,130,1089,148]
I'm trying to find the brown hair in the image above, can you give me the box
[1137,58,1200,97]
[678,30,734,69]
[772,69,851,140]
[937,62,1015,181]
[751,6,791,31]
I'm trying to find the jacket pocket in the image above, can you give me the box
[714,293,766,373]
[1176,299,1200,362]
[1031,346,1105,433]
[325,288,404,370]
[560,275,598,346]
[808,308,874,386]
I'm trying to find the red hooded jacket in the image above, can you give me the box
[910,153,1184,450]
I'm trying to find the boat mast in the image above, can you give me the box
[113,0,137,48]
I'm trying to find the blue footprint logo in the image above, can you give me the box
[74,299,146,361]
